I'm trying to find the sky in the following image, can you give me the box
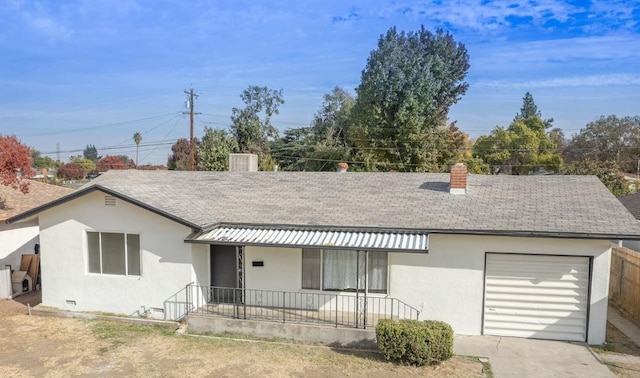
[0,0,639,166]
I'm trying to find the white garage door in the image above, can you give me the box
[484,253,590,342]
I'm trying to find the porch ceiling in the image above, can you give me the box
[185,227,429,252]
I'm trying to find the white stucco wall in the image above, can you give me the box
[390,234,611,345]
[0,219,39,273]
[241,235,611,345]
[245,246,301,292]
[38,191,206,319]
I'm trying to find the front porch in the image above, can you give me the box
[186,285,420,329]
[185,285,420,346]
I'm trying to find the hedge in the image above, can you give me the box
[375,319,454,366]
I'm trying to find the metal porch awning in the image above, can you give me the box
[185,227,429,252]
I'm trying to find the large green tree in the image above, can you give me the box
[474,116,562,175]
[564,115,640,174]
[230,86,284,156]
[514,92,554,128]
[198,127,238,171]
[349,26,470,172]
[474,93,562,174]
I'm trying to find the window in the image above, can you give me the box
[302,249,388,293]
[87,232,140,276]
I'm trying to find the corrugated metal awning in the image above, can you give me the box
[185,227,428,252]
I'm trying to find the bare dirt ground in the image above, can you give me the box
[0,297,485,377]
[593,322,640,377]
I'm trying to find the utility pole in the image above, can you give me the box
[183,88,200,171]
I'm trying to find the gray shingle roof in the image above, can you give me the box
[618,193,640,220]
[65,170,640,239]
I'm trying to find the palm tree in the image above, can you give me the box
[133,132,142,168]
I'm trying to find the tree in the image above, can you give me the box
[473,116,562,175]
[563,159,631,196]
[198,127,238,171]
[83,144,100,162]
[230,86,284,155]
[310,87,354,146]
[31,150,58,169]
[168,138,199,171]
[349,26,470,171]
[96,155,128,172]
[564,115,640,174]
[70,156,96,173]
[273,87,355,171]
[133,132,142,168]
[57,162,86,180]
[514,92,553,129]
[0,135,34,207]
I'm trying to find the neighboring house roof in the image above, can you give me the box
[0,180,74,221]
[618,192,640,220]
[7,170,640,239]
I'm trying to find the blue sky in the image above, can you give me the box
[1,0,639,165]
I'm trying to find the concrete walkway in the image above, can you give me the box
[454,335,614,377]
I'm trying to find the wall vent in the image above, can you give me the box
[105,196,116,206]
[65,300,77,306]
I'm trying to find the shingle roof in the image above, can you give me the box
[34,169,637,239]
[0,180,74,221]
[618,193,640,220]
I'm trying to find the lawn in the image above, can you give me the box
[0,298,485,377]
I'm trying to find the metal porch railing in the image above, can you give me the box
[185,284,420,329]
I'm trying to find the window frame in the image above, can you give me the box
[301,249,388,294]
[86,231,141,277]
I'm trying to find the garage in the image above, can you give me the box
[483,253,590,342]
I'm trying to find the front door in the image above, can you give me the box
[210,245,237,302]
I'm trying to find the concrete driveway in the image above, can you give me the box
[454,335,614,377]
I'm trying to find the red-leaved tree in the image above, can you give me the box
[57,163,87,180]
[0,135,35,208]
[95,155,129,173]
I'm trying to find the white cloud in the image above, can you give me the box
[389,0,581,32]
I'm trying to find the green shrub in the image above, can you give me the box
[375,319,454,366]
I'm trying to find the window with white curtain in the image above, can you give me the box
[302,249,388,293]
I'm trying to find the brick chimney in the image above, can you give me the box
[450,163,467,194]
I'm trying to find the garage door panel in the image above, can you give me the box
[486,286,589,297]
[485,314,587,327]
[484,253,589,342]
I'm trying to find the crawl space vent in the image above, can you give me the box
[104,196,116,206]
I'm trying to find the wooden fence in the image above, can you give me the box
[610,247,640,323]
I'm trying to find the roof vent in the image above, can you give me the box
[229,154,258,172]
[105,196,116,206]
[450,163,467,194]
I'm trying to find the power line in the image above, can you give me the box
[22,112,180,138]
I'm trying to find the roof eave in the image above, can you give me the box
[193,222,640,241]
[6,185,202,231]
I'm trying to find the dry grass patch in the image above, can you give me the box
[0,299,485,377]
